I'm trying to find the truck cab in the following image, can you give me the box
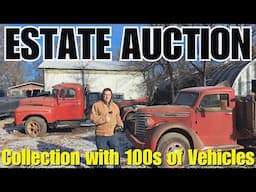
[125,86,247,167]
[15,83,85,137]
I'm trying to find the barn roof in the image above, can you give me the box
[8,81,44,90]
[38,61,141,71]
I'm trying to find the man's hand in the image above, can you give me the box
[114,126,124,133]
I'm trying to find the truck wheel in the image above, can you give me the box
[157,132,190,168]
[25,117,47,137]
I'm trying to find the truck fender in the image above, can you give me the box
[145,122,204,151]
[122,107,136,121]
[122,105,148,121]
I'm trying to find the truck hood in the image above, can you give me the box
[19,97,57,107]
[137,105,193,116]
[117,97,150,108]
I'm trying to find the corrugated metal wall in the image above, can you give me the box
[208,59,256,96]
[233,59,256,96]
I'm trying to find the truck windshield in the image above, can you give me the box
[173,92,199,106]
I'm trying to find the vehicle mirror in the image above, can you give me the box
[221,100,227,110]
[231,98,236,102]
[196,106,204,112]
[56,95,60,105]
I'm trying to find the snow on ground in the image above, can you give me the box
[0,118,145,169]
[2,118,255,169]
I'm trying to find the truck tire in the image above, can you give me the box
[157,132,190,168]
[25,117,47,137]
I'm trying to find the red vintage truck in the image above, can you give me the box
[14,83,86,137]
[125,86,256,167]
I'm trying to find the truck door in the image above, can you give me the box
[56,88,82,120]
[194,93,236,146]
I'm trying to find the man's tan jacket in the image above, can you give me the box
[90,100,124,136]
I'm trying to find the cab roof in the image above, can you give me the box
[180,86,233,94]
[52,83,82,89]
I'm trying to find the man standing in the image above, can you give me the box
[90,88,124,168]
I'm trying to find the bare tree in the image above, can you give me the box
[0,25,4,60]
[74,62,90,89]
[250,24,256,58]
[0,25,24,88]
[172,24,256,87]
[126,24,256,103]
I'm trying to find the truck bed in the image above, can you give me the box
[236,95,256,135]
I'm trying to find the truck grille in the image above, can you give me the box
[134,112,151,140]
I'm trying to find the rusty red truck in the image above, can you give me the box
[125,86,256,167]
[14,83,86,137]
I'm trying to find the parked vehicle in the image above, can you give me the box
[15,83,86,137]
[125,85,256,167]
[0,96,26,118]
[14,83,125,137]
[0,88,52,119]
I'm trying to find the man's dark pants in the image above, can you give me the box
[95,135,121,168]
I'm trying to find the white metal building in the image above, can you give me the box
[38,61,147,100]
[208,58,256,96]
